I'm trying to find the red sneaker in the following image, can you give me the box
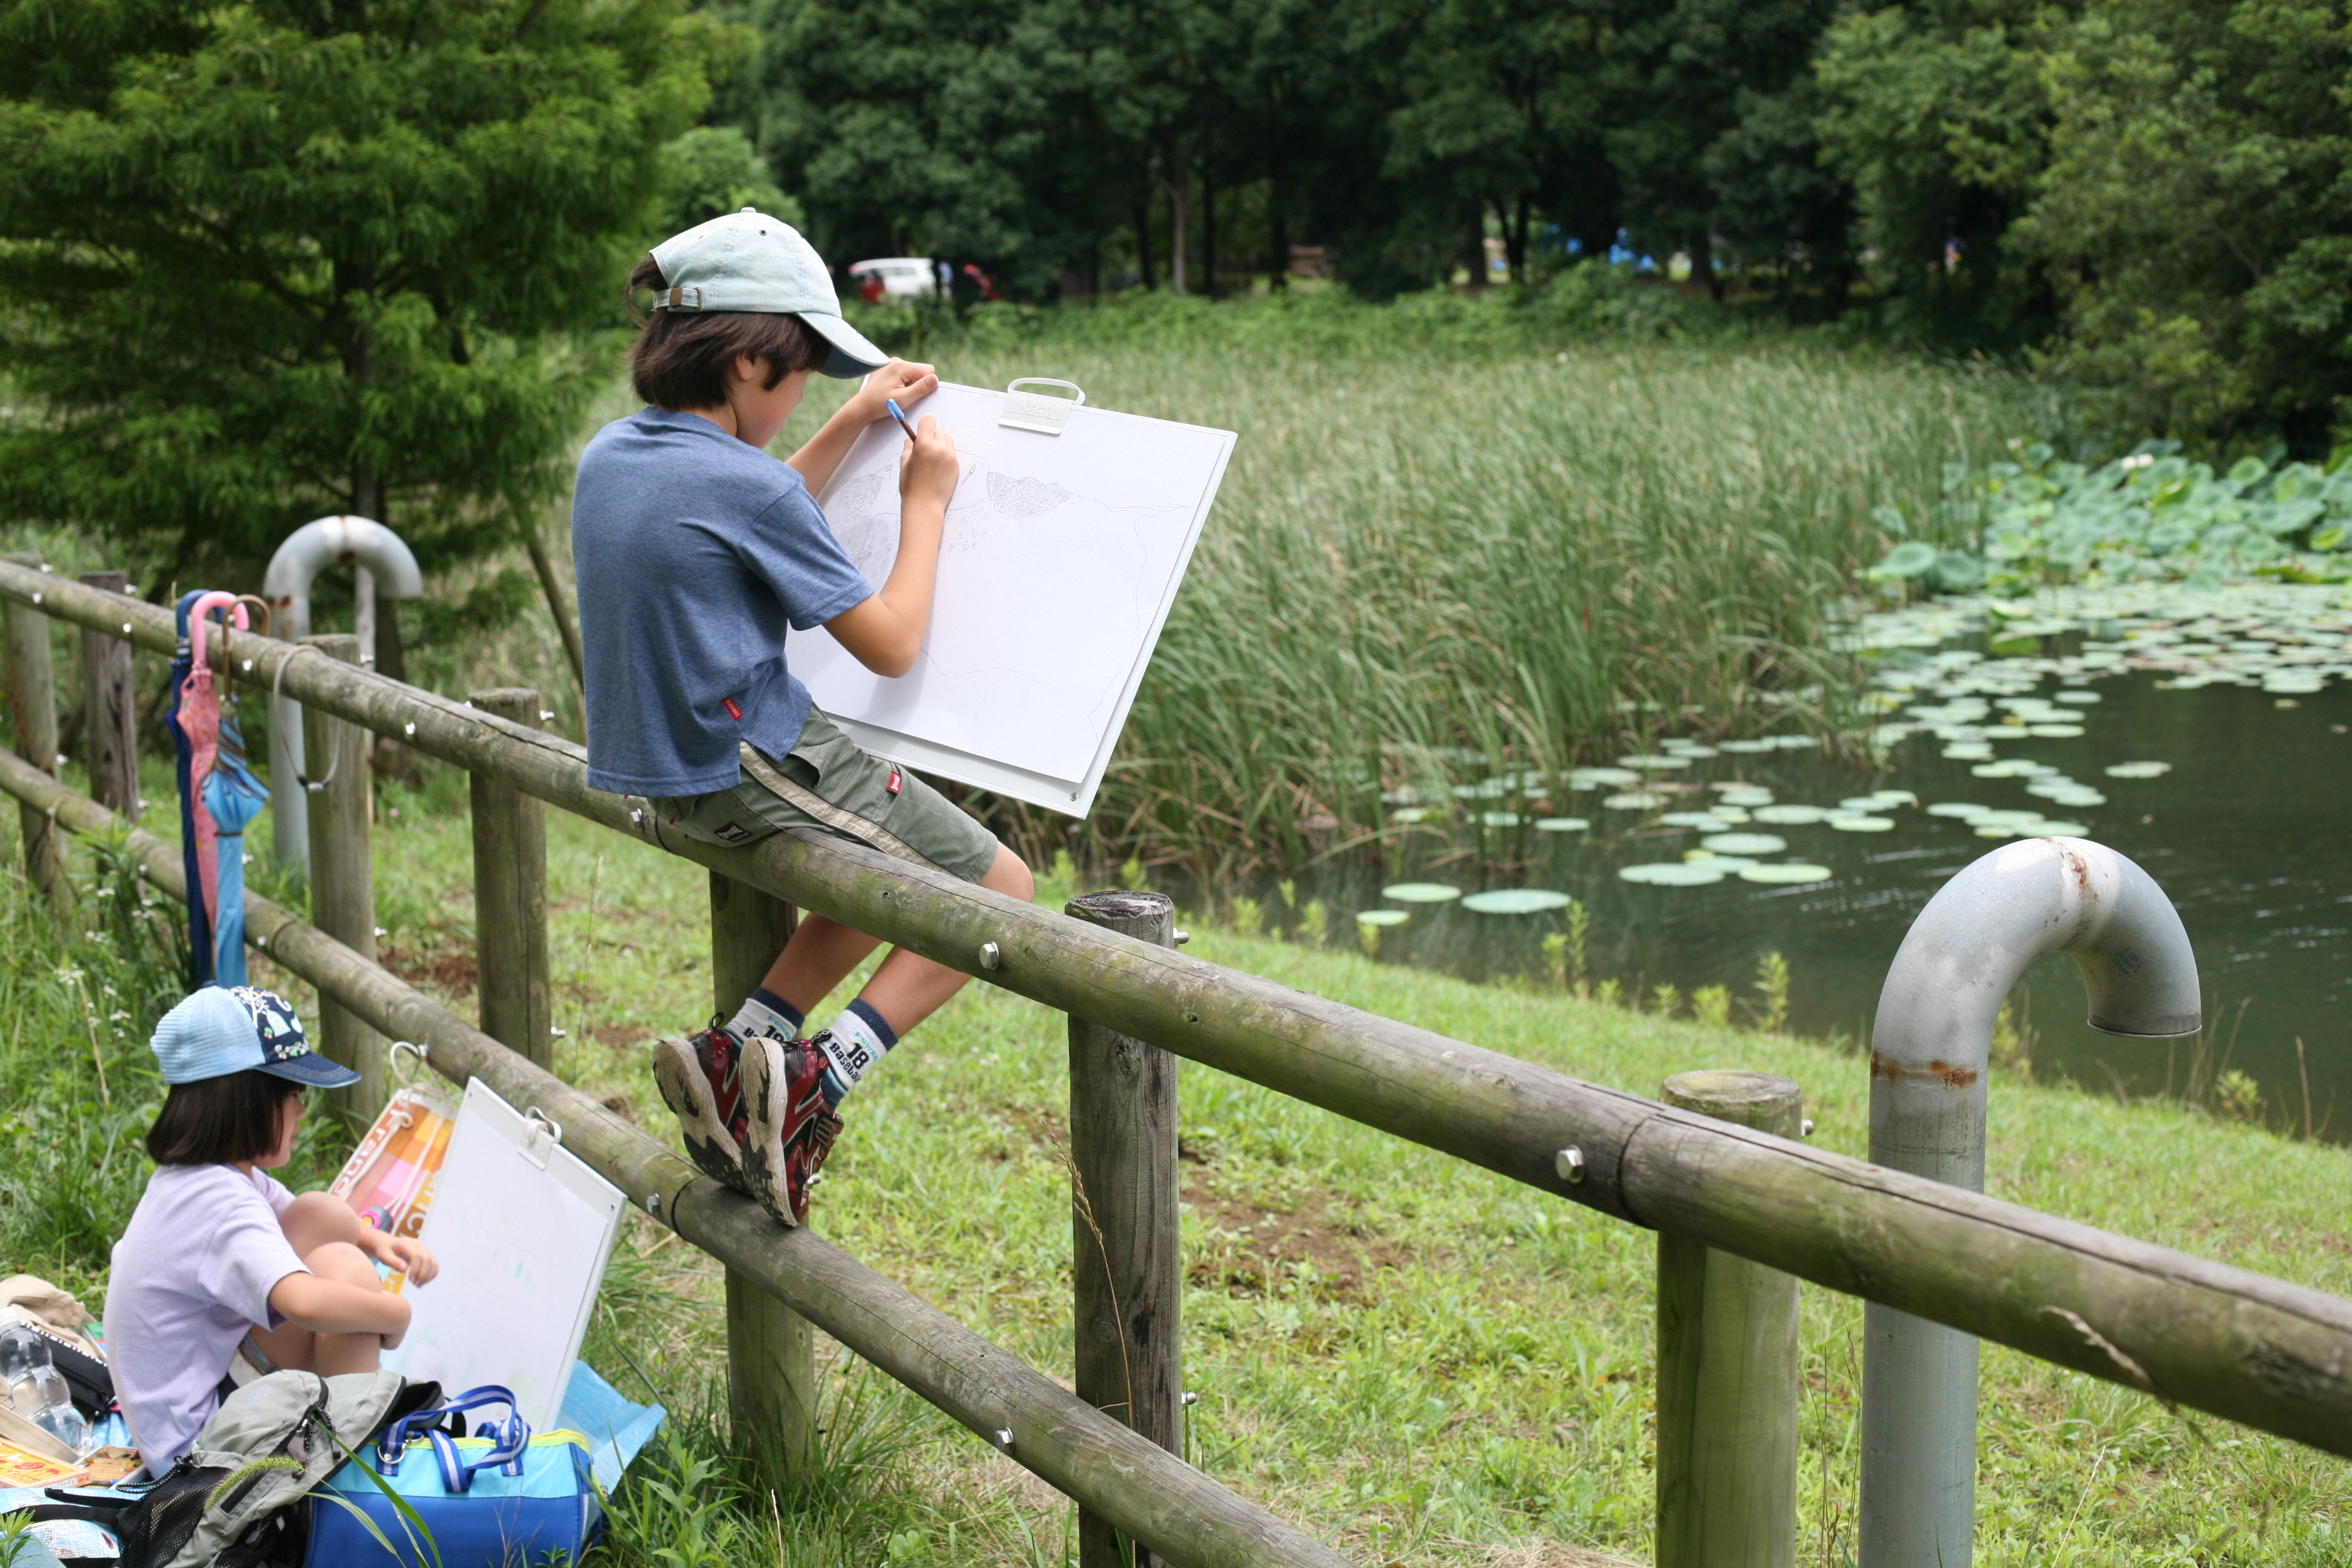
[738,1036,843,1227]
[653,1018,754,1192]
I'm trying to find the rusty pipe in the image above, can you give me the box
[1859,835,2200,1567]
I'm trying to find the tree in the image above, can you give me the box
[0,0,728,590]
[2016,0,2352,448]
[1812,1,2062,346]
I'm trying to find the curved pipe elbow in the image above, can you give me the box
[1869,837,2198,1183]
[263,515,425,601]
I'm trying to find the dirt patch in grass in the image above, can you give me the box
[1183,1176,1423,1304]
[379,939,477,999]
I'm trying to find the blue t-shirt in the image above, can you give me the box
[572,408,875,797]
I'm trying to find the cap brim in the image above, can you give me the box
[801,310,892,378]
[258,1054,363,1089]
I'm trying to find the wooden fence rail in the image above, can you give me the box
[6,562,2348,1461]
[0,742,1353,1568]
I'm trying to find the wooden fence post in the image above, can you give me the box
[302,633,381,1117]
[77,572,140,818]
[468,689,552,1068]
[710,870,817,1473]
[1655,1069,1803,1568]
[3,554,63,909]
[1065,889,1183,1568]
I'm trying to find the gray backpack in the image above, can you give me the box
[28,1370,440,1568]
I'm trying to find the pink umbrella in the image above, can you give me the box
[181,592,248,935]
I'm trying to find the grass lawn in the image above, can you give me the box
[301,769,2352,1566]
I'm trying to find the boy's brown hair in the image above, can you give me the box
[625,255,831,410]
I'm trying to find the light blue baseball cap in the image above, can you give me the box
[150,984,359,1089]
[649,208,892,379]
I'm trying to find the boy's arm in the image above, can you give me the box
[824,417,958,678]
[787,359,940,494]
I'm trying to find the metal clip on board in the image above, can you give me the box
[1000,378,1084,436]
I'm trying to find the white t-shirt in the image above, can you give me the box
[102,1164,307,1470]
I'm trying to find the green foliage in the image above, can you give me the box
[1751,950,1791,1032]
[1869,440,2352,592]
[658,125,802,238]
[0,0,731,586]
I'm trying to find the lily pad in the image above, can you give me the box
[2055,690,2102,704]
[1661,811,1731,830]
[1942,743,1995,760]
[1686,853,1757,871]
[1355,909,1411,927]
[1869,789,1920,808]
[1662,743,1720,759]
[1603,791,1668,810]
[1379,882,1461,904]
[1619,861,1728,886]
[1837,796,1883,811]
[1390,808,1431,824]
[1926,802,1990,819]
[1460,889,1574,915]
[1534,817,1590,832]
[1617,754,1693,770]
[1479,811,1522,828]
[2105,760,2173,778]
[1701,832,1788,855]
[1571,767,1642,788]
[1714,739,1778,754]
[1828,814,1896,832]
[1716,786,1774,806]
[1738,863,1834,884]
[2028,724,2087,738]
[1752,804,1831,825]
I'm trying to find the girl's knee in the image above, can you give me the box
[304,1241,378,1289]
[278,1190,351,1249]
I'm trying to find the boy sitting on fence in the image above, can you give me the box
[572,209,1034,1229]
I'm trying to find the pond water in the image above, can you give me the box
[1178,584,2352,1139]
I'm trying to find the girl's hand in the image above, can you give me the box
[856,359,939,421]
[898,416,958,509]
[372,1234,440,1287]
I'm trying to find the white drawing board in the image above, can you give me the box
[797,382,1235,815]
[388,1079,625,1431]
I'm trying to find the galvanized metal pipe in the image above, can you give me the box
[261,515,422,869]
[1860,836,2201,1568]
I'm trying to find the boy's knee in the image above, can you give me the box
[304,1241,378,1290]
[987,843,1034,903]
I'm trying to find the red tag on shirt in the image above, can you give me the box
[886,768,903,796]
[722,696,742,720]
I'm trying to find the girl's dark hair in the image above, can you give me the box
[146,1069,304,1166]
[624,255,831,409]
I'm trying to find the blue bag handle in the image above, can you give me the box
[376,1384,529,1487]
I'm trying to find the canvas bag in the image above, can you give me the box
[24,1368,437,1568]
[302,1384,605,1568]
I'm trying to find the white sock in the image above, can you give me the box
[814,1002,897,1103]
[728,990,800,1045]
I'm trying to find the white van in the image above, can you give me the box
[848,257,946,301]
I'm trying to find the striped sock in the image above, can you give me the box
[728,986,803,1045]
[814,999,898,1108]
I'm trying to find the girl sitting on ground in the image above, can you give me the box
[102,986,438,1474]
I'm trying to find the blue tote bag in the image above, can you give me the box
[305,1385,604,1567]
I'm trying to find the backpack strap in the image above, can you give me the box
[376,1385,527,1483]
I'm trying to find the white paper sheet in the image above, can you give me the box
[796,383,1234,814]
[389,1080,624,1431]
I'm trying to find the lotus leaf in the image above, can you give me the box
[1828,814,1895,832]
[1460,889,1574,914]
[2104,760,2173,778]
[1603,791,1667,809]
[1752,804,1830,824]
[1379,882,1461,903]
[1534,817,1591,832]
[1355,909,1411,927]
[1619,862,1728,886]
[1701,832,1788,855]
[1738,863,1833,884]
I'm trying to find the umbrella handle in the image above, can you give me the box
[186,592,249,670]
[270,646,339,793]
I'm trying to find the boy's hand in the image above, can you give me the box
[899,416,958,510]
[857,359,940,422]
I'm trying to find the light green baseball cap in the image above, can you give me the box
[649,207,890,379]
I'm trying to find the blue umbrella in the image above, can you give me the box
[201,725,269,987]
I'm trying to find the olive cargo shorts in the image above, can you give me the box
[650,708,999,883]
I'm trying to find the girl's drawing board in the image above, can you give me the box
[799,382,1235,816]
[388,1079,624,1431]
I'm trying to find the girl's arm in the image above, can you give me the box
[787,359,940,493]
[269,1271,412,1348]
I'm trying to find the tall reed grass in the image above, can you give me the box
[911,322,2054,872]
